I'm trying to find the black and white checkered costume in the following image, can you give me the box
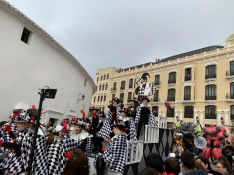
[63,136,81,153]
[21,131,48,175]
[129,118,137,141]
[137,83,156,99]
[47,140,67,175]
[96,105,123,139]
[134,106,157,127]
[102,133,127,173]
[1,130,48,174]
[96,111,113,139]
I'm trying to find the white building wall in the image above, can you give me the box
[0,4,95,121]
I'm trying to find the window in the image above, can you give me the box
[21,27,31,44]
[205,84,216,100]
[205,105,216,119]
[205,65,216,79]
[167,108,174,118]
[93,96,96,103]
[105,84,108,90]
[168,72,176,84]
[184,86,191,100]
[167,88,176,101]
[154,75,160,85]
[230,61,234,76]
[96,86,98,91]
[129,79,133,89]
[185,68,192,81]
[230,105,234,120]
[97,77,99,82]
[84,78,87,87]
[152,106,158,117]
[97,96,100,102]
[100,96,103,102]
[120,93,124,103]
[104,95,106,102]
[153,90,159,102]
[127,92,132,102]
[103,75,106,80]
[99,85,101,91]
[100,76,103,81]
[120,81,126,90]
[106,74,109,79]
[230,83,234,99]
[102,84,105,91]
[184,106,194,118]
[112,82,117,91]
[112,94,115,100]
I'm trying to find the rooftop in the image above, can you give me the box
[119,45,224,73]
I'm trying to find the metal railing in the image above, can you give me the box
[125,140,144,165]
[226,70,234,76]
[184,95,191,101]
[205,74,216,79]
[144,125,159,144]
[154,81,161,85]
[226,93,234,99]
[168,79,176,84]
[205,96,216,100]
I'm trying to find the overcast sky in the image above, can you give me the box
[7,0,234,79]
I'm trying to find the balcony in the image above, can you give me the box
[205,96,216,100]
[153,98,160,102]
[184,95,191,101]
[205,74,216,79]
[226,70,234,78]
[167,97,175,101]
[226,93,234,101]
[111,87,117,91]
[154,81,161,86]
[168,79,176,84]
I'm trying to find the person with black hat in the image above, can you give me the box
[96,97,123,144]
[96,118,127,175]
[135,96,156,139]
[0,106,49,174]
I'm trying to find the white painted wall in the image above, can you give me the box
[0,5,95,121]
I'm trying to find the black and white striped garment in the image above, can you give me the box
[134,106,157,126]
[47,140,67,175]
[102,133,127,174]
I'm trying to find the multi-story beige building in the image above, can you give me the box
[92,34,234,130]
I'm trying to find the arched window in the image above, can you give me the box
[205,84,216,100]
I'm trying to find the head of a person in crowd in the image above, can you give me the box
[145,154,164,173]
[112,97,120,106]
[0,121,8,131]
[141,97,150,107]
[215,157,232,175]
[139,167,159,175]
[181,151,196,173]
[74,123,84,134]
[196,156,211,171]
[164,157,180,175]
[15,108,37,131]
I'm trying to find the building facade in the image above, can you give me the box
[92,34,234,130]
[0,1,95,123]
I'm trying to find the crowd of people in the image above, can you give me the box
[0,94,158,175]
[0,71,233,175]
[139,151,233,175]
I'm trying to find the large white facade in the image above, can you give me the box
[0,1,95,122]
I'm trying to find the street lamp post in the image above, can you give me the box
[27,87,57,175]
